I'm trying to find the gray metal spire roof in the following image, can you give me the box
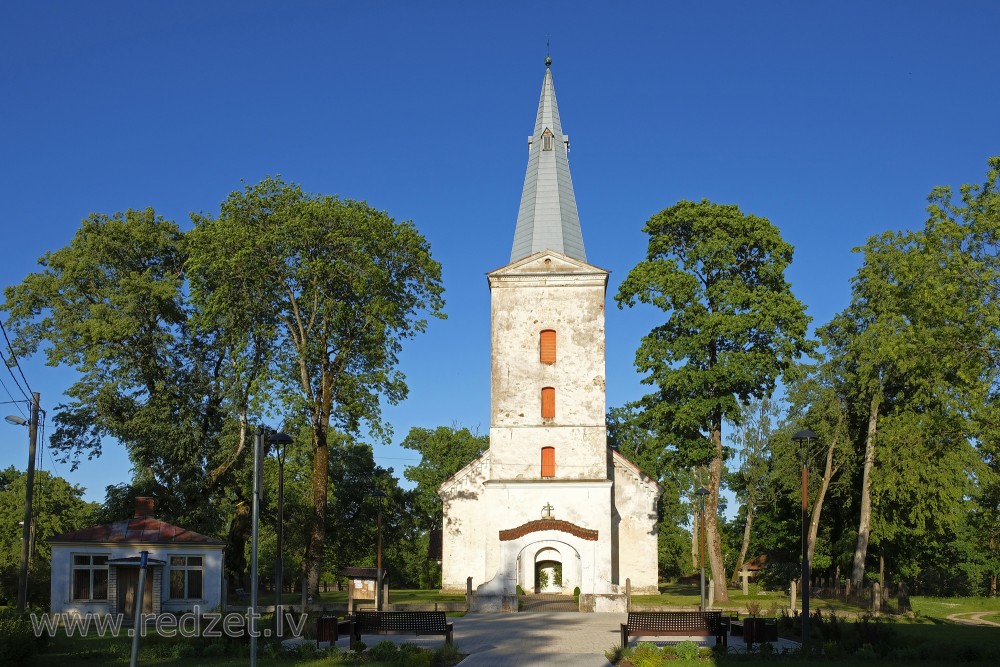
[510,58,586,263]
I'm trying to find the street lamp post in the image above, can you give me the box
[250,431,263,667]
[268,431,293,637]
[372,490,387,611]
[793,429,818,649]
[5,390,40,612]
[695,486,710,612]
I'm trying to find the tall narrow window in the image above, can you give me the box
[542,128,553,151]
[540,330,556,364]
[541,387,555,419]
[541,447,555,478]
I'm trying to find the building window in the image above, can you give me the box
[542,129,553,151]
[72,554,109,600]
[540,330,556,364]
[170,555,204,599]
[541,447,555,477]
[541,387,555,419]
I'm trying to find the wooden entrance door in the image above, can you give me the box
[117,568,153,621]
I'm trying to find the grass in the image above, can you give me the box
[229,589,465,607]
[30,631,461,666]
[632,581,862,616]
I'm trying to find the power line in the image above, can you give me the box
[0,320,33,400]
[0,377,29,421]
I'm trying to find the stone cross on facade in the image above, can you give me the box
[541,503,554,520]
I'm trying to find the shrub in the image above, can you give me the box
[629,642,664,667]
[516,585,525,596]
[674,640,699,660]
[0,609,42,664]
[370,639,399,660]
[202,641,230,657]
[432,642,460,666]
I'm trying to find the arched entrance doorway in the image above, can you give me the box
[514,540,581,596]
[534,547,562,593]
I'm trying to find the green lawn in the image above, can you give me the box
[229,589,465,606]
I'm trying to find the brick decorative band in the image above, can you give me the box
[499,519,598,542]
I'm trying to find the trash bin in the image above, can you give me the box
[316,616,338,643]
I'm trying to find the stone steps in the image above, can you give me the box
[520,594,578,612]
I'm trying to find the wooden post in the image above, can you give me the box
[790,580,797,613]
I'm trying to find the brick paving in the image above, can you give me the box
[322,610,802,666]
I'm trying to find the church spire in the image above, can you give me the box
[509,57,586,263]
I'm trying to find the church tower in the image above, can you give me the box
[439,58,661,610]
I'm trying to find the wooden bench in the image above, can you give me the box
[621,611,726,649]
[351,611,454,645]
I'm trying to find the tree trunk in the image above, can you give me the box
[691,497,700,573]
[851,392,880,591]
[304,423,329,596]
[731,502,754,585]
[807,423,840,565]
[706,421,729,602]
[226,499,252,589]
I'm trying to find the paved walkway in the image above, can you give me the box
[322,611,802,666]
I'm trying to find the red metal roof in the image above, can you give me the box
[48,515,225,545]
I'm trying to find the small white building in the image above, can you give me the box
[438,58,662,612]
[48,497,226,620]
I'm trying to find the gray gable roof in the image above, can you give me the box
[510,58,586,263]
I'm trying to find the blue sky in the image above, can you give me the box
[1,1,998,504]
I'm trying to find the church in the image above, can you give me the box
[438,58,662,612]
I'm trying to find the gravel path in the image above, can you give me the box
[946,611,1000,627]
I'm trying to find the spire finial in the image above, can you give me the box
[546,36,551,68]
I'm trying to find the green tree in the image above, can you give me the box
[1,207,275,592]
[401,425,488,530]
[187,178,445,594]
[0,468,99,605]
[726,398,779,584]
[822,160,1000,590]
[616,199,814,601]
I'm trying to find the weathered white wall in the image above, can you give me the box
[489,253,609,480]
[439,454,491,592]
[439,250,662,602]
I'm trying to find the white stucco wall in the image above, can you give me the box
[488,253,609,480]
[439,251,662,601]
[612,453,662,593]
[440,454,491,591]
[49,542,225,616]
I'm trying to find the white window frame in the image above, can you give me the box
[169,554,205,600]
[71,553,110,601]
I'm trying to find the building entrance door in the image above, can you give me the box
[117,568,153,622]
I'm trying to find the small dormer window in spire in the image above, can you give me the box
[542,128,554,151]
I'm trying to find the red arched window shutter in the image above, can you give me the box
[541,387,555,419]
[541,447,555,477]
[540,330,556,364]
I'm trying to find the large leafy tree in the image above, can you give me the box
[616,199,813,601]
[187,178,445,594]
[1,209,247,535]
[821,159,1000,591]
[2,179,445,595]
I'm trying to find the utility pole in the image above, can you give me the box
[17,392,40,612]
